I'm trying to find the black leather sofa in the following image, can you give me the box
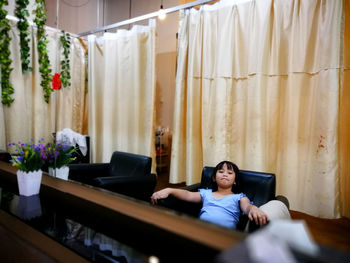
[68,151,157,202]
[157,166,289,232]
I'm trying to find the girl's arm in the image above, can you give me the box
[151,188,202,204]
[239,196,268,226]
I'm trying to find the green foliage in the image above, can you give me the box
[60,30,71,88]
[34,0,52,103]
[0,0,14,106]
[15,0,32,73]
[43,141,77,169]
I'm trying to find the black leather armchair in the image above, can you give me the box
[157,166,289,232]
[68,151,157,202]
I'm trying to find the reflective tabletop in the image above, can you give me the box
[0,187,151,263]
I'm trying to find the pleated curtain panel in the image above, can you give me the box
[170,0,350,218]
[88,20,156,169]
[0,20,86,148]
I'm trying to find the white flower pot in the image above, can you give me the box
[49,166,69,180]
[16,170,42,197]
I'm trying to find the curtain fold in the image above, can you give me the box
[0,20,86,148]
[170,0,346,218]
[88,20,156,171]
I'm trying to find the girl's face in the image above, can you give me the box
[215,163,236,189]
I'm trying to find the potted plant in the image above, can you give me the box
[43,141,77,180]
[7,138,46,196]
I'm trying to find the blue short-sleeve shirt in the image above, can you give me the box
[199,189,246,229]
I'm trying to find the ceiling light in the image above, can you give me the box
[158,1,166,20]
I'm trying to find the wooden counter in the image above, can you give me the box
[0,161,244,262]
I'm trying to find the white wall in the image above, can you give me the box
[45,0,104,34]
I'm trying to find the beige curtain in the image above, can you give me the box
[0,19,86,149]
[170,0,346,218]
[88,21,156,169]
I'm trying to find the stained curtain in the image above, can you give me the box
[88,21,156,169]
[0,19,86,149]
[170,0,348,218]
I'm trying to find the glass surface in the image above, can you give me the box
[0,187,152,263]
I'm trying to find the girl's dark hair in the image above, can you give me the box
[211,161,240,192]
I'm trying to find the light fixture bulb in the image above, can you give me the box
[158,5,166,20]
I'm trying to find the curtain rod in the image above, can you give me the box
[77,0,215,37]
[6,15,79,38]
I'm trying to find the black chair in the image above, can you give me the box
[68,151,157,202]
[71,135,90,164]
[0,150,11,163]
[157,166,289,232]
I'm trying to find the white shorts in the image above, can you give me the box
[259,200,291,221]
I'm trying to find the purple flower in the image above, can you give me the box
[17,156,24,162]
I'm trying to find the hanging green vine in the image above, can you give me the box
[0,0,14,106]
[15,0,32,73]
[60,30,71,88]
[34,0,52,103]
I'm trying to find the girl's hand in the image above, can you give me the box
[151,188,171,204]
[248,205,268,226]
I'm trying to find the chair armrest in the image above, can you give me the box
[156,183,201,216]
[68,163,109,172]
[157,196,202,217]
[93,174,157,202]
[182,183,201,192]
[68,163,109,184]
[93,174,156,187]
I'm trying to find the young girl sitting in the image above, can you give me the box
[151,161,269,229]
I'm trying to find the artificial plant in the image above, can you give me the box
[60,30,71,88]
[0,0,14,106]
[34,0,52,103]
[15,0,32,73]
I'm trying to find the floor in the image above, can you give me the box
[155,171,350,253]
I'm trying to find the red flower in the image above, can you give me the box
[52,73,62,90]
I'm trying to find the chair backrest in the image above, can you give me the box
[108,151,152,177]
[200,166,276,207]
